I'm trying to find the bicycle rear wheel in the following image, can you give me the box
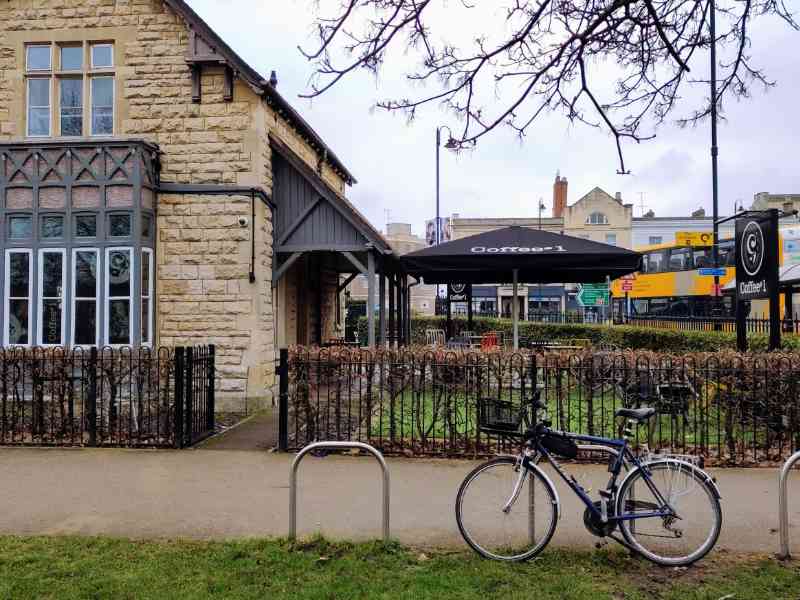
[455,456,558,561]
[616,460,721,566]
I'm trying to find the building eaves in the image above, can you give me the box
[161,0,357,186]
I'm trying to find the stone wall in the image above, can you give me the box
[0,0,350,412]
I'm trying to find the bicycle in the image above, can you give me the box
[455,393,722,566]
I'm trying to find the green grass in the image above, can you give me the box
[0,536,797,600]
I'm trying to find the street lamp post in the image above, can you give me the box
[435,126,458,245]
[710,0,721,318]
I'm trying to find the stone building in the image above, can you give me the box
[0,0,399,411]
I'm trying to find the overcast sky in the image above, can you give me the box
[187,1,800,236]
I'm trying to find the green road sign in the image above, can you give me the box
[577,283,609,307]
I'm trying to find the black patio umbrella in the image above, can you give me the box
[401,226,642,348]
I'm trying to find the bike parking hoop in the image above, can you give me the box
[778,449,800,559]
[288,441,390,543]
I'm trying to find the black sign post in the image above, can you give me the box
[734,209,780,351]
[446,283,471,340]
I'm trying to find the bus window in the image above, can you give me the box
[718,241,735,266]
[632,299,649,314]
[693,248,712,269]
[669,247,692,271]
[646,250,666,273]
[649,297,669,315]
[668,297,690,317]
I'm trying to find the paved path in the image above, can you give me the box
[0,447,798,554]
[199,410,278,451]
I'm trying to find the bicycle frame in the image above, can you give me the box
[522,429,676,524]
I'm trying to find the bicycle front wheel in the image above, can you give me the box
[455,456,558,561]
[616,460,721,566]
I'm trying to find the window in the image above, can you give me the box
[8,215,33,239]
[60,46,82,71]
[40,215,65,239]
[38,249,65,345]
[693,248,711,269]
[5,250,32,346]
[27,78,51,137]
[142,215,152,239]
[605,233,617,246]
[72,249,98,346]
[648,236,663,245]
[669,247,692,271]
[24,41,114,137]
[27,45,52,71]
[642,250,666,273]
[586,212,608,225]
[91,77,114,135]
[106,247,132,345]
[109,213,131,237]
[141,249,153,346]
[75,214,98,238]
[59,78,83,136]
[91,44,113,69]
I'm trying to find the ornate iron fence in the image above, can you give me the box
[278,348,800,465]
[0,345,214,448]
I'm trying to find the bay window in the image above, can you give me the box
[5,250,33,346]
[72,249,99,347]
[141,249,153,346]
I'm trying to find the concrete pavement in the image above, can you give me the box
[0,447,797,555]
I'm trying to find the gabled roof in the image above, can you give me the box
[161,0,356,185]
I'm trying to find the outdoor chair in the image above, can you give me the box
[425,329,446,347]
[480,332,499,350]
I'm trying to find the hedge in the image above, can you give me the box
[357,315,800,352]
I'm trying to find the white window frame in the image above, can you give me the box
[90,43,114,69]
[586,212,609,225]
[105,246,134,347]
[649,236,663,245]
[26,44,52,72]
[141,248,154,347]
[26,77,51,138]
[605,233,617,246]
[71,247,99,347]
[37,248,66,347]
[90,75,114,136]
[4,249,34,347]
[59,45,83,72]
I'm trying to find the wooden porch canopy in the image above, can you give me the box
[270,136,407,346]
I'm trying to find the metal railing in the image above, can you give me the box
[278,348,800,465]
[622,314,800,335]
[778,449,800,559]
[0,345,215,448]
[289,441,390,542]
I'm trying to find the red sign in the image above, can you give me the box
[621,273,637,280]
[711,283,722,297]
[622,281,634,292]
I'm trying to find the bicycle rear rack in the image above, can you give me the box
[289,441,390,542]
[778,449,800,559]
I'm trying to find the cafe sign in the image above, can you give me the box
[735,213,778,300]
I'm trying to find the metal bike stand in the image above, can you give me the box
[778,449,800,559]
[289,441,390,542]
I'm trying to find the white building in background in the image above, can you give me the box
[632,209,734,248]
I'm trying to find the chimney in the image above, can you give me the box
[553,172,568,218]
[614,192,622,203]
[691,207,706,218]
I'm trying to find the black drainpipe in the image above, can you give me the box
[157,183,275,285]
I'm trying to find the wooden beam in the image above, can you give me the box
[337,272,358,294]
[277,197,321,246]
[342,251,367,274]
[367,252,376,347]
[272,252,304,285]
[223,66,234,102]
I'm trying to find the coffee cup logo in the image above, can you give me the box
[741,221,764,277]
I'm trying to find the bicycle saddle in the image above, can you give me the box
[615,406,656,421]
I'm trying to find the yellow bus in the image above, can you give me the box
[610,240,737,320]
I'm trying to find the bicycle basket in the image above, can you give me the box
[478,398,523,435]
[541,432,578,459]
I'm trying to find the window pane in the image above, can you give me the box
[108,299,130,344]
[8,300,29,345]
[91,45,113,68]
[74,301,97,345]
[109,214,131,237]
[141,298,150,344]
[41,215,64,239]
[9,216,32,239]
[60,46,82,70]
[60,79,83,136]
[41,300,62,345]
[75,251,97,298]
[141,251,151,296]
[29,78,50,106]
[9,253,30,297]
[41,252,63,297]
[108,250,131,297]
[75,214,97,238]
[27,46,51,71]
[28,79,50,136]
[91,77,113,135]
[142,215,152,239]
